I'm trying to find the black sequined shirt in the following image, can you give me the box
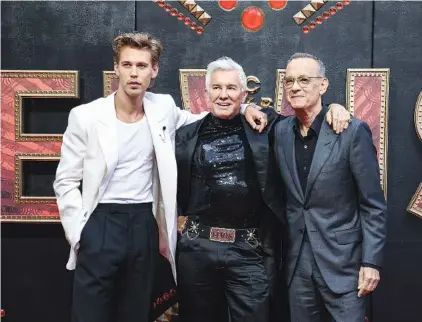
[186,114,262,227]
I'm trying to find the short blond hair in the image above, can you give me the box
[112,32,163,65]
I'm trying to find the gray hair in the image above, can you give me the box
[287,53,326,77]
[205,56,247,92]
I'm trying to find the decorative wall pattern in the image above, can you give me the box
[1,71,79,222]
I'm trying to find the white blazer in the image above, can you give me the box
[53,92,205,281]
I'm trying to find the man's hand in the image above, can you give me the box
[357,266,380,297]
[326,103,351,134]
[244,104,268,133]
[177,216,187,234]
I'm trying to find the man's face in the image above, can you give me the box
[284,57,328,111]
[114,46,159,98]
[207,69,247,120]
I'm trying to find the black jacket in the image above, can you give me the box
[175,112,286,319]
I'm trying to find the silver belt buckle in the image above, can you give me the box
[209,227,236,243]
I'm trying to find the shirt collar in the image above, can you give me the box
[293,104,328,137]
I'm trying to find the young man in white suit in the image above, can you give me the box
[53,32,267,322]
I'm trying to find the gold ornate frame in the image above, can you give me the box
[407,91,422,218]
[407,184,422,219]
[15,153,61,204]
[274,69,286,113]
[346,68,390,196]
[103,71,118,97]
[2,70,79,142]
[179,69,207,111]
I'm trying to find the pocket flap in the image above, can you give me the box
[335,228,362,245]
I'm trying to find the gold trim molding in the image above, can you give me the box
[15,153,60,204]
[346,68,390,195]
[274,69,286,113]
[415,91,422,141]
[1,70,79,142]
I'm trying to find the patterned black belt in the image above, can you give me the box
[181,218,261,248]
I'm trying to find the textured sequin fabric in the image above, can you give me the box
[186,114,262,226]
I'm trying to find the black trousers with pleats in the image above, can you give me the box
[71,203,158,322]
[177,234,270,322]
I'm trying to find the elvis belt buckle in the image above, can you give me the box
[209,227,236,243]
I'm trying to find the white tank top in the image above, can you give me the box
[100,117,154,204]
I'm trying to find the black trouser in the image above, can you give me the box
[177,232,270,322]
[289,238,365,322]
[72,203,158,322]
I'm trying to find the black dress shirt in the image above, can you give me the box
[294,106,326,194]
[185,114,262,228]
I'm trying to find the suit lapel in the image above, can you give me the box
[281,120,305,202]
[179,116,208,209]
[305,121,339,200]
[97,93,118,181]
[241,116,268,193]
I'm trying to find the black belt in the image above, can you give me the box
[182,218,260,247]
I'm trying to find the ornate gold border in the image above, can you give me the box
[1,70,79,142]
[103,71,117,97]
[274,69,286,113]
[15,153,61,204]
[407,183,422,219]
[179,69,207,111]
[415,91,422,141]
[346,68,390,196]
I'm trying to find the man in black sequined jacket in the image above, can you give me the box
[174,57,350,322]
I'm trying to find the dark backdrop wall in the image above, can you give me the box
[1,1,422,322]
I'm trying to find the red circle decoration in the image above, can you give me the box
[164,4,172,12]
[219,0,237,12]
[177,13,185,21]
[190,22,197,30]
[268,0,288,11]
[241,7,265,32]
[170,8,178,16]
[316,16,323,24]
[309,21,316,29]
[322,11,330,19]
[184,17,191,25]
[336,2,344,10]
[1,309,5,317]
[343,0,351,5]
[157,0,165,8]
[329,7,337,15]
[196,26,204,35]
[302,26,310,34]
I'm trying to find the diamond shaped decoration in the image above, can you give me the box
[302,4,316,18]
[183,0,197,12]
[191,4,205,19]
[198,12,212,25]
[293,11,307,25]
[310,0,327,10]
[178,0,187,5]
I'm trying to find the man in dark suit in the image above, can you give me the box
[273,53,387,322]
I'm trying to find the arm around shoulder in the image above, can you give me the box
[172,95,208,130]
